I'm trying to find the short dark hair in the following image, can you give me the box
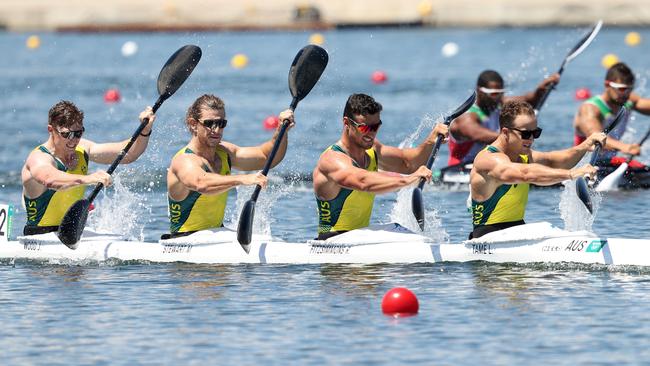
[606,62,634,85]
[499,100,535,128]
[48,100,84,128]
[343,93,383,119]
[477,70,504,88]
[186,94,225,130]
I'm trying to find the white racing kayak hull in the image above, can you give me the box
[2,222,650,266]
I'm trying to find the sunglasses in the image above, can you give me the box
[479,87,506,96]
[56,127,85,140]
[200,118,228,130]
[346,116,382,134]
[508,127,542,140]
[607,81,634,92]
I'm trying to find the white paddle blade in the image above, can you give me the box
[566,20,603,64]
[595,162,627,192]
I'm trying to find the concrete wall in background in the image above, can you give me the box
[1,0,650,31]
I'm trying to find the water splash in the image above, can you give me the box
[87,174,150,241]
[389,113,449,242]
[559,179,600,232]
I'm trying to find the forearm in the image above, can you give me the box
[121,127,153,164]
[542,144,590,169]
[349,172,419,194]
[194,173,248,195]
[39,172,88,191]
[516,163,572,186]
[399,141,435,173]
[260,128,289,168]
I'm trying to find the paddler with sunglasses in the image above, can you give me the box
[313,93,449,240]
[165,94,294,238]
[21,100,155,235]
[574,62,650,168]
[447,70,560,169]
[469,100,607,239]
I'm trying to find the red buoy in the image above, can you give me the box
[104,89,121,103]
[263,115,279,130]
[575,87,591,101]
[381,287,419,317]
[371,70,387,84]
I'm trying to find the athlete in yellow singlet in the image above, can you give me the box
[21,100,156,235]
[313,93,450,240]
[166,94,294,237]
[469,100,607,239]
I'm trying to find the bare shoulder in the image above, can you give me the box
[473,148,508,172]
[218,141,237,155]
[317,148,353,175]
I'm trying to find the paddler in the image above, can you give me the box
[165,94,293,238]
[447,70,559,168]
[470,100,607,239]
[22,100,155,235]
[312,93,449,240]
[574,62,650,168]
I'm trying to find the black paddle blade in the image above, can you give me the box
[575,178,593,214]
[56,199,90,249]
[445,91,477,124]
[236,200,256,252]
[157,45,202,99]
[411,187,425,231]
[288,45,328,103]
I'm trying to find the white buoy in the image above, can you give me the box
[441,42,459,58]
[121,41,138,57]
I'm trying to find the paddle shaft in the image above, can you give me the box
[248,97,298,203]
[86,96,165,203]
[534,62,566,113]
[417,135,444,190]
[622,127,650,162]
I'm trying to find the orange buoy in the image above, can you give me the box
[104,89,121,103]
[575,88,591,100]
[263,115,279,130]
[381,287,419,317]
[371,70,387,84]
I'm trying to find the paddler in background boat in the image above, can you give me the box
[470,100,607,239]
[446,70,560,170]
[21,100,155,235]
[313,93,449,240]
[165,94,293,238]
[574,62,650,170]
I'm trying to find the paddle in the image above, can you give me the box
[575,106,627,213]
[236,45,329,252]
[595,127,650,192]
[57,45,202,249]
[412,91,477,231]
[533,20,603,115]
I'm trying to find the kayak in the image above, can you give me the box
[3,220,650,266]
[434,163,650,189]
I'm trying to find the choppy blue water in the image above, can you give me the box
[1,27,650,364]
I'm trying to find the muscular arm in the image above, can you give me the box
[170,154,253,196]
[24,152,88,191]
[477,151,572,188]
[375,123,450,174]
[507,73,560,106]
[222,127,289,172]
[575,103,632,153]
[531,133,605,169]
[316,150,421,196]
[450,112,499,144]
[630,93,650,115]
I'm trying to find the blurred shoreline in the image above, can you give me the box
[2,0,650,32]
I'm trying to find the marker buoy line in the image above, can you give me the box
[575,87,591,100]
[371,70,387,84]
[381,287,419,317]
[103,89,121,103]
[263,115,279,130]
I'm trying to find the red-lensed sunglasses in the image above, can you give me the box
[346,116,382,134]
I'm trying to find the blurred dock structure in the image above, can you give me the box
[2,0,650,31]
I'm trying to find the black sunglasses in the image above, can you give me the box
[508,127,542,140]
[56,127,85,140]
[346,116,382,134]
[200,118,228,130]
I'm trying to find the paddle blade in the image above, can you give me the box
[575,178,593,214]
[288,45,329,103]
[444,91,477,124]
[236,200,256,253]
[595,162,627,192]
[157,45,202,99]
[56,199,91,249]
[411,187,425,231]
[565,20,603,64]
